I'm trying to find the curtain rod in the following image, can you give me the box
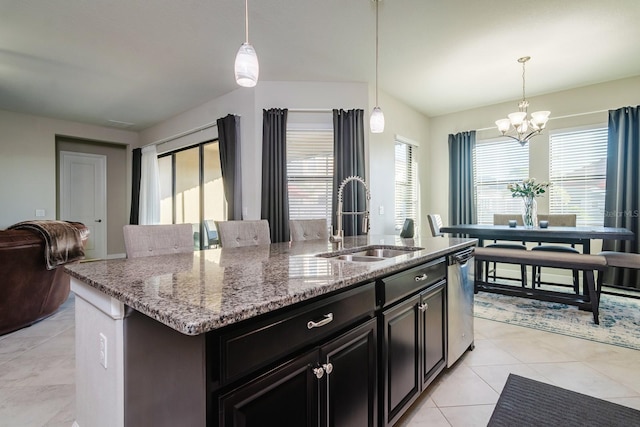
[143,121,219,148]
[288,108,333,113]
[475,108,609,132]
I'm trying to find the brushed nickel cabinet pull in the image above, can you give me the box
[307,313,334,329]
[415,273,428,282]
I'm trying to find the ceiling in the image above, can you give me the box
[2,0,640,131]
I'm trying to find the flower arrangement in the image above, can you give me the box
[507,178,550,228]
[507,178,550,199]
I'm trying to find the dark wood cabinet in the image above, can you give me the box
[219,318,377,427]
[381,280,447,426]
[420,281,447,389]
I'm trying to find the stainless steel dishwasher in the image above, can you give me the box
[447,247,475,367]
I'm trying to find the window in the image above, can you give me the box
[474,139,529,224]
[158,140,226,249]
[549,128,607,226]
[286,130,334,228]
[394,140,418,230]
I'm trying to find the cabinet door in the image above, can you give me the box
[381,294,421,426]
[321,318,377,427]
[420,281,447,388]
[219,350,318,427]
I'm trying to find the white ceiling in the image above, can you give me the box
[1,0,640,131]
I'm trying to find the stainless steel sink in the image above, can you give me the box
[317,245,423,263]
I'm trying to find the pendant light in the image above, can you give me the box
[235,0,259,87]
[370,0,384,133]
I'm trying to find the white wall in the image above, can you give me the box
[369,88,430,235]
[427,75,640,225]
[0,109,138,234]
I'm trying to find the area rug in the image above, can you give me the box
[488,374,640,427]
[474,291,640,350]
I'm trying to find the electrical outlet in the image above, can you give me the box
[99,333,107,369]
[378,205,385,215]
[35,209,45,217]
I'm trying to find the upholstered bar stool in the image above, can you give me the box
[123,224,194,258]
[216,220,271,248]
[289,219,328,241]
[532,214,580,292]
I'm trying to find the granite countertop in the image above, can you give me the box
[65,234,476,336]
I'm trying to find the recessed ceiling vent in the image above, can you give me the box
[106,119,135,129]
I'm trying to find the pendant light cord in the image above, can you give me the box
[245,0,249,43]
[375,0,379,106]
[521,59,526,103]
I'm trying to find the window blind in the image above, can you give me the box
[474,140,529,225]
[549,128,607,226]
[394,141,418,230]
[286,130,334,226]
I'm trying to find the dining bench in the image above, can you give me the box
[474,247,607,324]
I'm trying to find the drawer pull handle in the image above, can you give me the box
[307,313,334,329]
[313,367,325,379]
[323,363,333,375]
[415,273,428,282]
[418,302,429,312]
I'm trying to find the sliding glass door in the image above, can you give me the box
[158,141,227,250]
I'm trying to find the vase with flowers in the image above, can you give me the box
[507,178,550,228]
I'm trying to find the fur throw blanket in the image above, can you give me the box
[8,220,88,269]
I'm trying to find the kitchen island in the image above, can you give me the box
[66,234,476,427]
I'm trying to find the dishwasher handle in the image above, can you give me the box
[452,248,474,265]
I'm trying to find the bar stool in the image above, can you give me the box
[215,220,271,248]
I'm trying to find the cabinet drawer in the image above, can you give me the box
[220,282,376,384]
[378,258,446,307]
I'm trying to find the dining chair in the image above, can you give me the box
[487,214,527,287]
[289,219,328,241]
[427,214,444,237]
[216,220,271,248]
[532,214,580,292]
[123,224,194,258]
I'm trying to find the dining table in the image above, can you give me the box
[440,224,635,315]
[439,224,635,254]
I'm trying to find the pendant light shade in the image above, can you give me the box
[370,106,385,133]
[235,42,259,87]
[235,0,259,87]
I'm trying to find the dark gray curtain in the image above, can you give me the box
[332,109,366,236]
[261,108,290,243]
[603,105,640,289]
[129,148,142,224]
[448,131,477,226]
[217,114,243,220]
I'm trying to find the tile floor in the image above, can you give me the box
[1,293,639,427]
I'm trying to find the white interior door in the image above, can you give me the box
[60,151,107,260]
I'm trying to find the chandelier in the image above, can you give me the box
[495,56,550,146]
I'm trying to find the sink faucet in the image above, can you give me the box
[330,175,371,245]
